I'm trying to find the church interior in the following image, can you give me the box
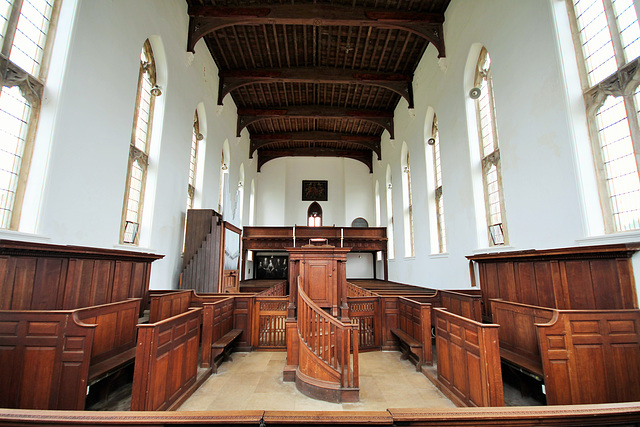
[1,0,640,425]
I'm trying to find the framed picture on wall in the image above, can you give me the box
[302,180,328,201]
[255,254,289,280]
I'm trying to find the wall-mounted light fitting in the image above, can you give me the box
[427,138,436,146]
[469,87,481,99]
[150,85,162,96]
[221,164,228,171]
[196,133,204,141]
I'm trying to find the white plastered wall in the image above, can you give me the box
[16,0,255,289]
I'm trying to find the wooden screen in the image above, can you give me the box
[434,308,503,407]
[467,244,639,318]
[0,240,161,312]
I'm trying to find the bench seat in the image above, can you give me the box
[211,328,243,373]
[88,347,137,386]
[390,328,423,371]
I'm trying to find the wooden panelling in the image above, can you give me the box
[468,244,640,318]
[537,309,640,405]
[490,299,554,376]
[232,296,253,350]
[434,308,503,407]
[0,240,162,313]
[149,290,192,323]
[0,311,95,410]
[131,308,202,411]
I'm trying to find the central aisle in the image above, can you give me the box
[177,351,456,411]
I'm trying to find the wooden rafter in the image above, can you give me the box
[250,131,382,160]
[237,106,395,139]
[258,148,373,172]
[187,4,445,58]
[218,67,414,108]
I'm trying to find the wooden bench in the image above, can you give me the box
[390,328,423,370]
[211,328,243,373]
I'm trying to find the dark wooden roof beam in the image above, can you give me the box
[258,148,373,172]
[250,131,381,159]
[218,67,414,108]
[237,106,395,139]
[187,4,445,58]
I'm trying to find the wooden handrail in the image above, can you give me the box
[297,278,359,389]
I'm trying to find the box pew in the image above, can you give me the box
[537,308,640,405]
[433,307,503,407]
[491,299,554,377]
[148,290,230,323]
[491,299,640,405]
[131,307,203,411]
[201,297,243,372]
[407,290,482,324]
[0,298,141,410]
[388,297,432,369]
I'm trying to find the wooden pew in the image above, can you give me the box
[148,289,234,323]
[538,308,640,405]
[389,297,431,370]
[201,297,242,372]
[131,307,203,411]
[433,308,503,407]
[0,298,141,410]
[491,299,554,377]
[491,299,640,405]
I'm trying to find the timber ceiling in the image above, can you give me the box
[186,0,450,171]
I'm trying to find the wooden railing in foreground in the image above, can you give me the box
[434,308,503,407]
[346,281,377,297]
[297,285,359,402]
[131,307,202,411]
[2,404,640,426]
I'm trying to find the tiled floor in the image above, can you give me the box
[177,351,456,411]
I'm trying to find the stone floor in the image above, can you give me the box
[177,351,457,411]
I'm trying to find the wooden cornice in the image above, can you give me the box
[258,148,373,172]
[218,67,414,108]
[250,131,381,160]
[237,106,394,139]
[187,4,445,58]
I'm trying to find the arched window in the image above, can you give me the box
[426,112,447,253]
[474,47,507,246]
[307,202,322,226]
[186,110,201,210]
[401,142,415,257]
[567,0,640,232]
[386,165,395,259]
[121,39,160,244]
[0,0,60,229]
